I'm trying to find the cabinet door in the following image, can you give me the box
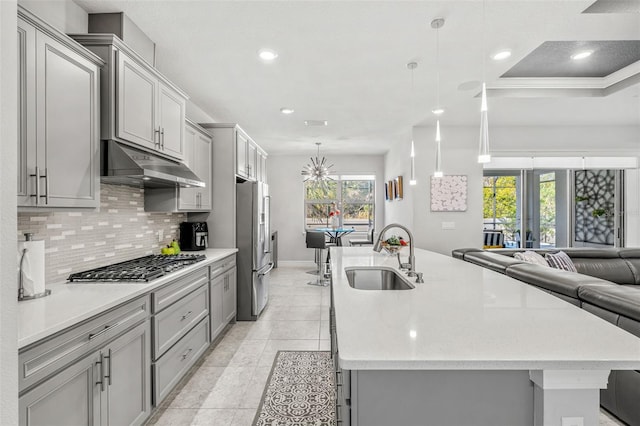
[116,52,157,151]
[36,31,99,208]
[102,321,151,426]
[158,82,185,160]
[17,19,37,207]
[19,352,100,426]
[247,142,257,181]
[178,124,198,210]
[236,130,248,178]
[261,153,268,183]
[223,269,237,323]
[210,274,225,341]
[195,132,212,210]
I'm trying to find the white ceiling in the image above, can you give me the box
[73,0,640,155]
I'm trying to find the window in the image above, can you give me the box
[304,175,375,232]
[483,175,519,246]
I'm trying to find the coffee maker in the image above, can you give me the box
[179,222,208,251]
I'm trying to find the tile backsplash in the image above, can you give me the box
[18,184,186,284]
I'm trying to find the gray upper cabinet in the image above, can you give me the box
[236,129,249,179]
[18,8,103,209]
[179,121,212,211]
[70,34,188,162]
[116,52,157,150]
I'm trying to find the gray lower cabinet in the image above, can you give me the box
[17,7,102,209]
[19,320,152,426]
[151,265,211,405]
[209,255,237,342]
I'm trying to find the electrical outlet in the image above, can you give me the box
[561,417,584,426]
[441,222,456,230]
[157,229,164,242]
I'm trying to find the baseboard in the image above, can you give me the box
[277,260,317,267]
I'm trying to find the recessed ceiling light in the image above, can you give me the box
[142,176,151,181]
[571,50,593,60]
[491,50,512,60]
[258,49,278,61]
[432,108,445,116]
[304,120,328,126]
[280,108,294,114]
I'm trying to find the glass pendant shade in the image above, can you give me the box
[478,83,491,163]
[434,120,443,177]
[409,140,417,185]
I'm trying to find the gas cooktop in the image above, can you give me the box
[67,254,206,282]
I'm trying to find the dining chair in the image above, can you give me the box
[306,230,329,286]
[350,227,375,246]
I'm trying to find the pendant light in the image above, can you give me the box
[431,17,445,178]
[407,61,418,185]
[301,142,333,186]
[478,1,491,163]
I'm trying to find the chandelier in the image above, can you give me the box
[301,142,333,184]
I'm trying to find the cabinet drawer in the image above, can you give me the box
[153,266,208,313]
[19,295,149,394]
[209,256,236,280]
[153,282,209,359]
[153,317,210,405]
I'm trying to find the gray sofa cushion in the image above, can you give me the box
[578,284,640,323]
[619,248,640,285]
[505,263,612,299]
[462,251,525,273]
[558,249,637,284]
[451,248,483,260]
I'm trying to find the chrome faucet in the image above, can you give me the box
[373,223,417,277]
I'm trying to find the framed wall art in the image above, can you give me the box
[396,176,403,200]
[430,175,467,212]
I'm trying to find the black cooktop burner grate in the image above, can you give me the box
[68,254,206,282]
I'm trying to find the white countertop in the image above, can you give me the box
[18,248,237,349]
[332,247,640,370]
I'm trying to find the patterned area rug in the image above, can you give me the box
[253,351,335,426]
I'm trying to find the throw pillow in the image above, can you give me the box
[513,250,548,267]
[545,251,577,272]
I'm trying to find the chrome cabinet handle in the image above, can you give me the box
[89,324,111,340]
[42,168,49,204]
[181,348,193,361]
[96,352,105,391]
[104,348,112,386]
[154,128,161,148]
[30,166,40,205]
[180,311,193,321]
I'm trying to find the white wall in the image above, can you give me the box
[383,131,414,230]
[1,1,19,423]
[404,126,484,255]
[268,154,385,262]
[626,169,640,247]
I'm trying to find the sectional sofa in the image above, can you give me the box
[452,247,640,426]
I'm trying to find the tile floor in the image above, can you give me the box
[146,263,624,426]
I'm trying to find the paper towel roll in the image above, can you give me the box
[18,239,45,298]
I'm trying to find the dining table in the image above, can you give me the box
[315,227,355,246]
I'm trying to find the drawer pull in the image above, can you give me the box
[181,311,193,321]
[89,324,113,340]
[181,348,193,361]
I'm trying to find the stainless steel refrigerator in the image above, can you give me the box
[236,181,272,320]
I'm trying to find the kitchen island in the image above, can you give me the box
[330,247,640,426]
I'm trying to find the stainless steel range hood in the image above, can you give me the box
[101,140,205,188]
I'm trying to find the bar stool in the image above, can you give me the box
[350,227,375,246]
[306,230,329,286]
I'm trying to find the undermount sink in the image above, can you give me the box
[345,267,414,290]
